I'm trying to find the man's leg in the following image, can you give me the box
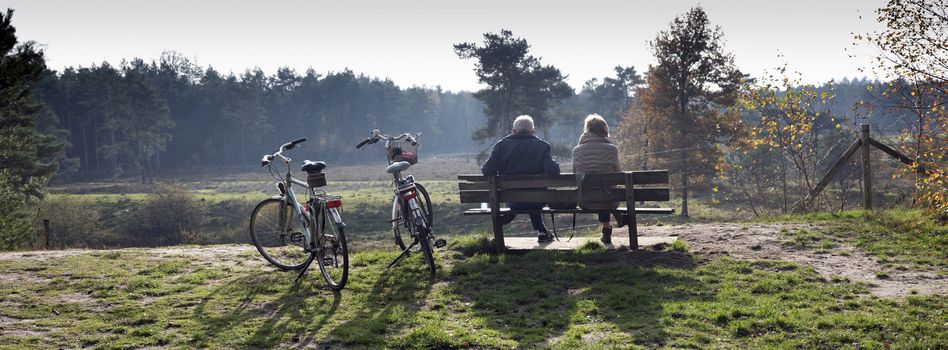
[527,212,549,233]
[509,202,552,242]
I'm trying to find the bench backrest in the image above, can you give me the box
[457,171,669,204]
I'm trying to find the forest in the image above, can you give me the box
[0,1,946,349]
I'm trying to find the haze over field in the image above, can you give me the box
[8,0,885,91]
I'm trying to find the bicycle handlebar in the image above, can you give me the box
[282,137,307,150]
[355,138,373,149]
[355,130,419,150]
[262,137,307,166]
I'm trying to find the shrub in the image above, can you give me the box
[39,197,112,248]
[129,184,206,246]
[671,239,690,252]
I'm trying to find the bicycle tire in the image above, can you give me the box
[391,196,407,251]
[415,183,433,227]
[404,199,436,276]
[315,208,349,291]
[249,198,313,270]
[417,226,436,277]
[391,184,433,251]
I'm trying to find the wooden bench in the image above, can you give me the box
[458,171,675,251]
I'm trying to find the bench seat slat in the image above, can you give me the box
[463,207,675,215]
[458,171,669,187]
[459,187,669,203]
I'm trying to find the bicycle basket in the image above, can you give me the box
[307,172,327,188]
[387,139,419,165]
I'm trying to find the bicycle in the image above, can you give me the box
[356,130,445,276]
[249,137,349,290]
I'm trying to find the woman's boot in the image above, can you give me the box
[600,226,612,245]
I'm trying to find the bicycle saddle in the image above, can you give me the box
[301,160,326,173]
[385,161,411,174]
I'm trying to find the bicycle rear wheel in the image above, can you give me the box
[417,224,436,277]
[392,188,433,251]
[249,198,313,270]
[315,208,349,291]
[415,183,433,227]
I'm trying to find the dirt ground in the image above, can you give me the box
[629,223,948,298]
[3,223,944,298]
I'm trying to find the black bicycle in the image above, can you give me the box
[249,138,349,290]
[356,130,444,276]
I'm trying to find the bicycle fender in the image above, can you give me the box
[329,208,347,229]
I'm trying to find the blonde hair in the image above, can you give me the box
[584,114,609,137]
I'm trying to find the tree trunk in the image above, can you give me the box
[81,116,90,175]
[92,117,100,174]
[781,153,788,213]
[681,146,689,218]
[678,89,690,218]
[109,130,117,177]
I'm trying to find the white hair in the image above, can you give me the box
[512,115,535,134]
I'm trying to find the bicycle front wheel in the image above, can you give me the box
[316,208,349,291]
[249,198,312,270]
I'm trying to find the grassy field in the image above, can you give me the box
[12,157,943,348]
[0,235,945,349]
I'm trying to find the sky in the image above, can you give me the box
[7,0,886,92]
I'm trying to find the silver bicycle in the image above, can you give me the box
[249,137,349,290]
[356,130,444,276]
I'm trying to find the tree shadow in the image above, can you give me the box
[445,247,710,348]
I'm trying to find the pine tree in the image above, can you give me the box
[0,9,64,249]
[455,30,573,143]
[619,7,744,217]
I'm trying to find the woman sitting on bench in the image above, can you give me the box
[572,114,620,244]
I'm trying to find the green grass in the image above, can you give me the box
[760,209,947,271]
[0,242,944,349]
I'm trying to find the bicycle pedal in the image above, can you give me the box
[434,239,447,248]
[322,257,336,266]
[289,232,304,243]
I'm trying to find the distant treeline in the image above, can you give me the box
[31,52,908,182]
[33,52,487,181]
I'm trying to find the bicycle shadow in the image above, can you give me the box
[324,259,435,348]
[190,271,343,348]
[444,247,709,348]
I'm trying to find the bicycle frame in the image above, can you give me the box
[268,146,344,253]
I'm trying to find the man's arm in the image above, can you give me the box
[481,142,503,176]
[542,144,560,175]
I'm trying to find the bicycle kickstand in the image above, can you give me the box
[386,241,418,268]
[294,255,315,284]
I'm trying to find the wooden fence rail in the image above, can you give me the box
[795,124,934,212]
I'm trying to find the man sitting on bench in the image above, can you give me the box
[481,115,561,243]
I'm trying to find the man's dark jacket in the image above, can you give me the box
[481,134,560,176]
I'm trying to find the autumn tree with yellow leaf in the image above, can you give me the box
[718,66,850,215]
[859,0,948,218]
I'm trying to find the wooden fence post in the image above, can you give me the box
[861,124,872,211]
[43,219,50,250]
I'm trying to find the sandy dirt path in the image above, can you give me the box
[627,223,947,297]
[2,223,944,297]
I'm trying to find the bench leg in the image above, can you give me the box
[628,213,638,250]
[490,213,505,253]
